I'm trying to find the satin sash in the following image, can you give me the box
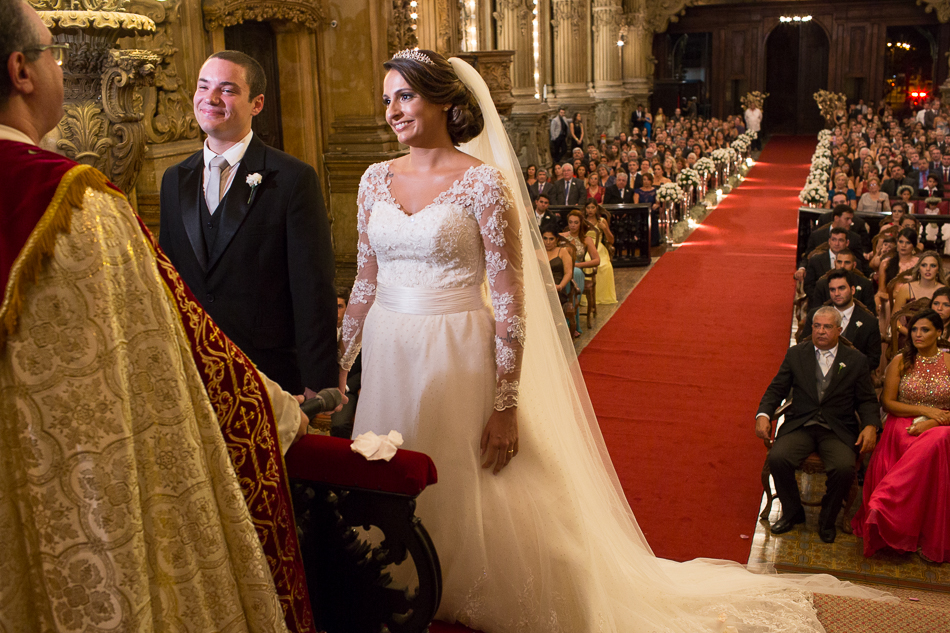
[376,283,488,315]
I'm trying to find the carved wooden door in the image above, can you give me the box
[225,21,284,151]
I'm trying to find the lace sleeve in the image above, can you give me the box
[476,169,525,410]
[339,168,380,371]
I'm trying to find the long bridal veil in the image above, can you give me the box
[447,56,894,631]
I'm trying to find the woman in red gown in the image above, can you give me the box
[852,309,950,562]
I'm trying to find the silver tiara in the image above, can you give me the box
[393,48,434,66]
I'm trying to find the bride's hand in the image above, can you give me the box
[480,408,518,475]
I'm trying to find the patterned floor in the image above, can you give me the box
[748,470,950,593]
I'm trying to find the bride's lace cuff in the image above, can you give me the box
[494,379,519,411]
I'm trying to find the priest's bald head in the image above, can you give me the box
[0,0,65,143]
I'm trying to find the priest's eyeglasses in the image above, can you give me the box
[24,43,70,66]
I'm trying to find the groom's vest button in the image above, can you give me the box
[205,293,215,303]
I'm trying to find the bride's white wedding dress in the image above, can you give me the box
[338,157,884,632]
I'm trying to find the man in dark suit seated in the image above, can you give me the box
[528,167,554,204]
[755,307,880,543]
[937,153,950,187]
[800,270,881,371]
[817,197,869,248]
[797,227,854,299]
[533,193,557,228]
[881,163,916,198]
[603,171,635,204]
[806,205,865,258]
[809,250,876,316]
[550,163,585,206]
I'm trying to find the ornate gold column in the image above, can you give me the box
[416,0,460,55]
[494,0,535,103]
[551,0,593,104]
[592,0,622,98]
[621,6,651,120]
[31,1,159,199]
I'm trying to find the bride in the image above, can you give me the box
[338,49,890,632]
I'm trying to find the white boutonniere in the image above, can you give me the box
[246,172,263,204]
[838,361,846,374]
[856,321,863,328]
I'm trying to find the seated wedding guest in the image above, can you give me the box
[806,205,867,266]
[896,184,915,210]
[818,195,870,246]
[891,251,947,326]
[634,172,661,246]
[756,307,880,543]
[921,196,942,215]
[828,172,857,208]
[877,228,921,299]
[584,199,617,305]
[551,163,585,206]
[543,226,573,307]
[534,192,556,227]
[882,163,916,197]
[801,228,853,300]
[930,287,950,339]
[528,167,554,204]
[879,202,908,231]
[561,210,600,337]
[604,170,635,204]
[331,288,361,439]
[586,171,605,203]
[552,162,563,182]
[856,177,891,214]
[922,175,944,198]
[576,163,589,186]
[800,270,881,371]
[525,163,537,188]
[811,250,877,315]
[852,309,950,562]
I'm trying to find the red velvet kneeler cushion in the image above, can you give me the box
[285,435,438,497]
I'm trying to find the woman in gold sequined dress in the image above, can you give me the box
[852,309,950,562]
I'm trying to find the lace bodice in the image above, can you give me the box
[339,160,525,410]
[898,352,950,409]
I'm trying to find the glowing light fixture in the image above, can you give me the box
[532,0,540,99]
[779,15,812,23]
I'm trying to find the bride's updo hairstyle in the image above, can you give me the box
[384,49,484,145]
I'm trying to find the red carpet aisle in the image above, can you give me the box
[578,136,816,563]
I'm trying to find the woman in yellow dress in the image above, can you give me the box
[584,198,618,304]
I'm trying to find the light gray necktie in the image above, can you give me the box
[206,155,229,214]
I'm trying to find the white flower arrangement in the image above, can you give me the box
[694,157,715,174]
[677,168,701,188]
[711,148,730,164]
[818,130,832,142]
[731,138,750,152]
[799,182,829,205]
[811,157,832,172]
[656,182,685,203]
[725,147,738,160]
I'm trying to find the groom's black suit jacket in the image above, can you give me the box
[757,342,880,448]
[159,134,337,394]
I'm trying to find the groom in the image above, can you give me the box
[160,51,338,395]
[755,307,879,543]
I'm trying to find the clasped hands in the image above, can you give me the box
[906,407,950,436]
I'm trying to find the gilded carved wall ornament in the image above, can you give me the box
[388,0,419,56]
[495,0,534,38]
[918,0,950,23]
[592,0,621,30]
[435,0,454,54]
[56,102,114,166]
[551,0,584,39]
[201,0,327,31]
[645,0,697,34]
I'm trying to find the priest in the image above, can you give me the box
[0,1,315,631]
